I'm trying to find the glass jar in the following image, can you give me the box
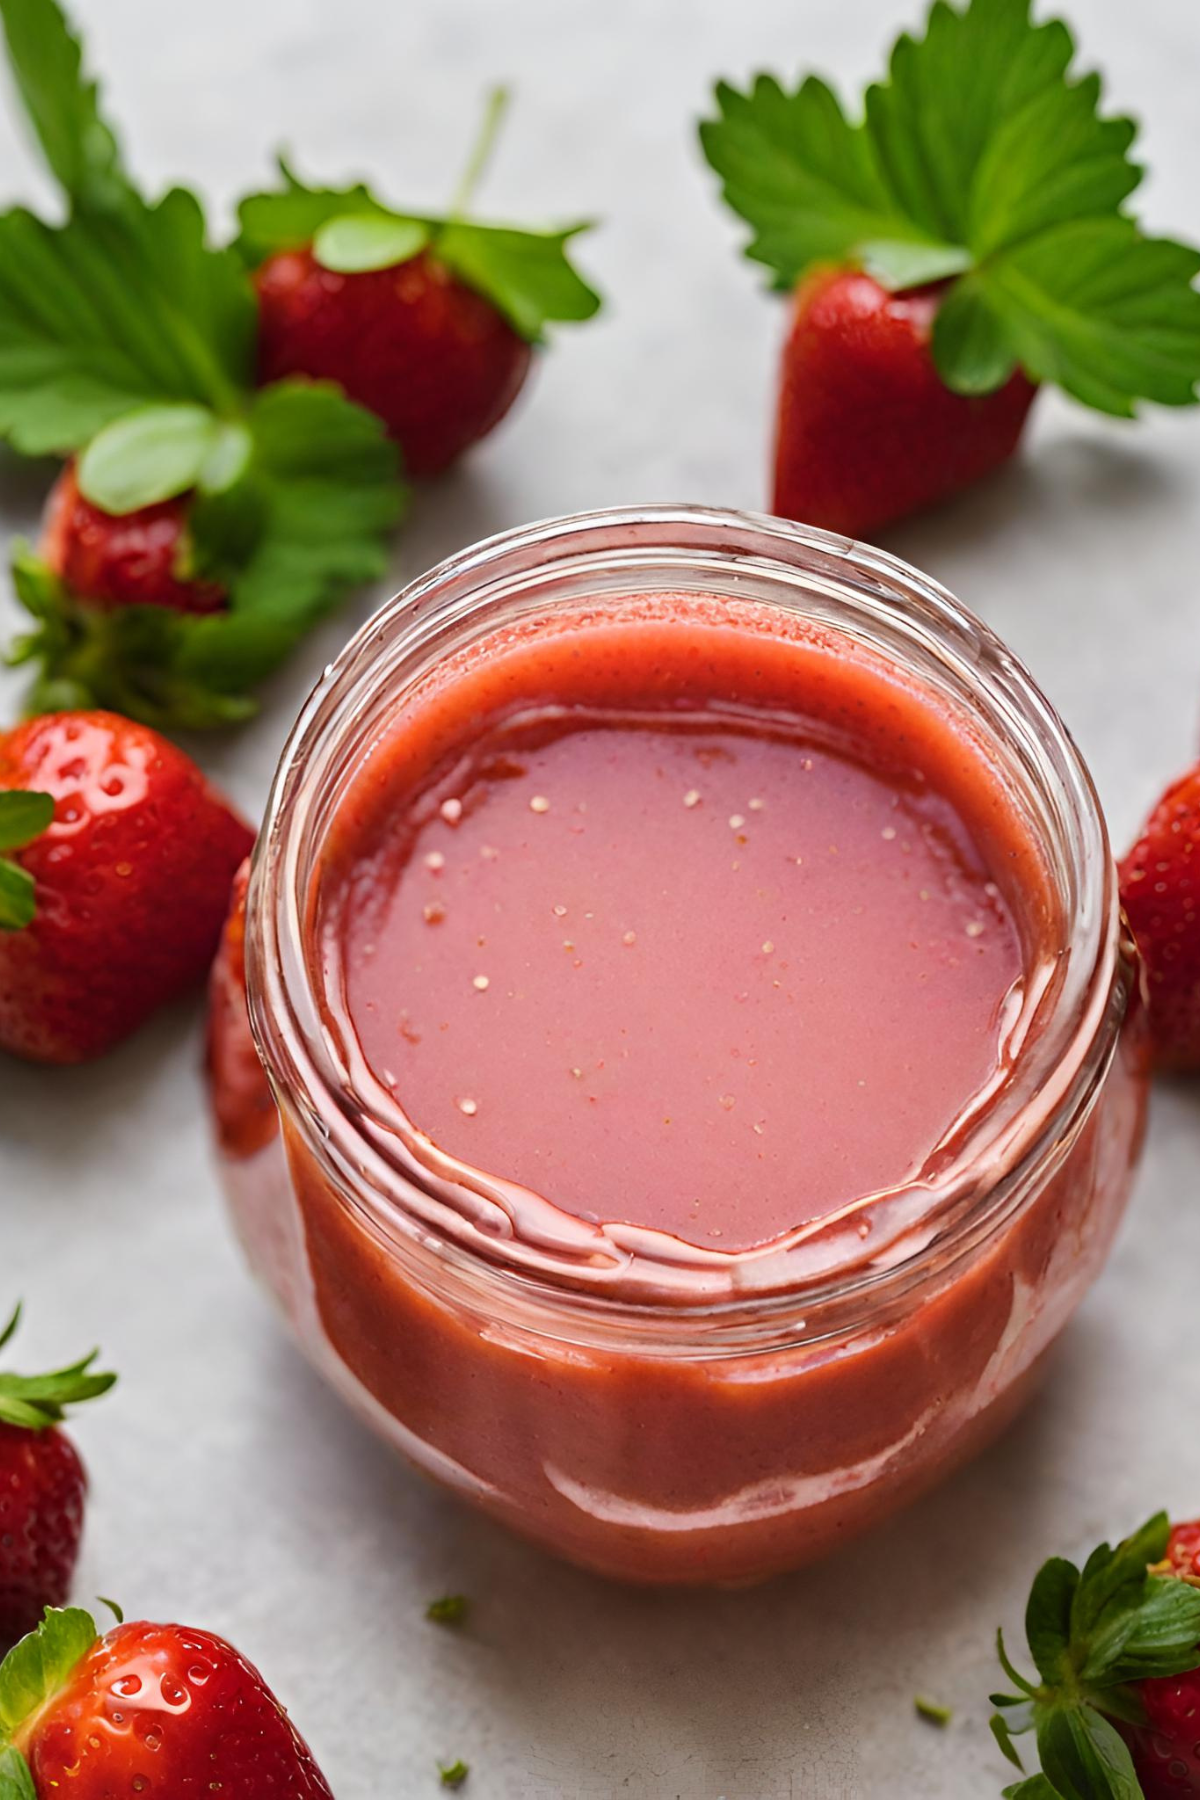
[207,505,1147,1586]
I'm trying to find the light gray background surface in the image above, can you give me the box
[2,0,1199,1794]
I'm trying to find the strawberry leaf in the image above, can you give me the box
[699,75,961,293]
[0,861,37,931]
[1003,1779,1068,1799]
[1036,1704,1142,1800]
[0,1608,97,1740]
[313,214,430,274]
[0,0,132,216]
[0,189,256,456]
[702,0,1200,413]
[76,403,223,513]
[0,1747,36,1800]
[0,791,52,853]
[0,1307,116,1429]
[235,166,601,342]
[1025,1559,1079,1687]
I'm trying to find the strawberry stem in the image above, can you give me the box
[449,85,511,220]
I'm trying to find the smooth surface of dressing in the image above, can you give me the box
[318,602,1043,1254]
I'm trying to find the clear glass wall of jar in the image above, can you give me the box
[207,507,1147,1586]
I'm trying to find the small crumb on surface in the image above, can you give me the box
[914,1697,952,1728]
[472,975,489,991]
[456,1097,478,1117]
[530,795,550,814]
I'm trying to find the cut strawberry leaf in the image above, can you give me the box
[0,189,256,456]
[702,0,1200,413]
[0,1608,97,1740]
[234,166,601,342]
[0,1747,36,1800]
[1003,1779,1067,1800]
[0,0,133,216]
[1025,1558,1079,1687]
[0,1306,117,1428]
[0,861,38,931]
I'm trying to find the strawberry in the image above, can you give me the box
[771,269,1038,538]
[237,88,600,478]
[39,463,225,615]
[703,0,1200,540]
[255,246,533,478]
[0,0,403,731]
[0,1307,115,1651]
[0,1607,333,1797]
[0,711,254,1063]
[1119,767,1200,1071]
[990,1512,1200,1799]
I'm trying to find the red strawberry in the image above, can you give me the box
[0,711,255,1063]
[40,464,226,615]
[0,1608,332,1797]
[1120,1521,1200,1798]
[255,247,532,478]
[1119,766,1200,1071]
[772,270,1038,539]
[0,1307,115,1650]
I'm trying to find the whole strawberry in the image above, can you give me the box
[39,463,225,615]
[702,0,1200,541]
[990,1512,1200,1799]
[255,247,532,477]
[0,1307,115,1650]
[0,711,254,1063]
[1120,768,1200,1071]
[771,269,1037,538]
[238,88,600,478]
[0,1607,333,1797]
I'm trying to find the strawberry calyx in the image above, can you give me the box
[0,1305,117,1431]
[991,1513,1200,1798]
[0,1607,99,1787]
[0,793,53,933]
[235,90,602,345]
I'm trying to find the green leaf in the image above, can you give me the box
[0,1609,97,1739]
[1073,1516,1170,1640]
[438,1761,469,1790]
[234,164,388,266]
[0,860,37,931]
[313,213,430,274]
[436,220,600,340]
[861,238,972,289]
[1025,1559,1080,1686]
[863,0,1083,245]
[1037,1704,1142,1800]
[0,1331,117,1429]
[978,220,1200,415]
[991,1710,1028,1771]
[0,0,132,215]
[76,402,220,513]
[0,1747,36,1800]
[933,274,1019,391]
[0,187,256,456]
[235,164,600,342]
[0,790,53,852]
[1003,1779,1067,1800]
[1086,1577,1200,1684]
[699,74,957,293]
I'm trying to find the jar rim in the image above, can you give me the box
[245,504,1131,1349]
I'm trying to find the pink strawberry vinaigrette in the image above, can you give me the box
[207,508,1146,1585]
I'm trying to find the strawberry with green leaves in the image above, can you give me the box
[702,0,1200,540]
[240,87,602,477]
[0,0,403,729]
[991,1512,1200,1798]
[0,1606,333,1797]
[0,1306,115,1650]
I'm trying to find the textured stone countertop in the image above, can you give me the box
[3,0,1200,1793]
